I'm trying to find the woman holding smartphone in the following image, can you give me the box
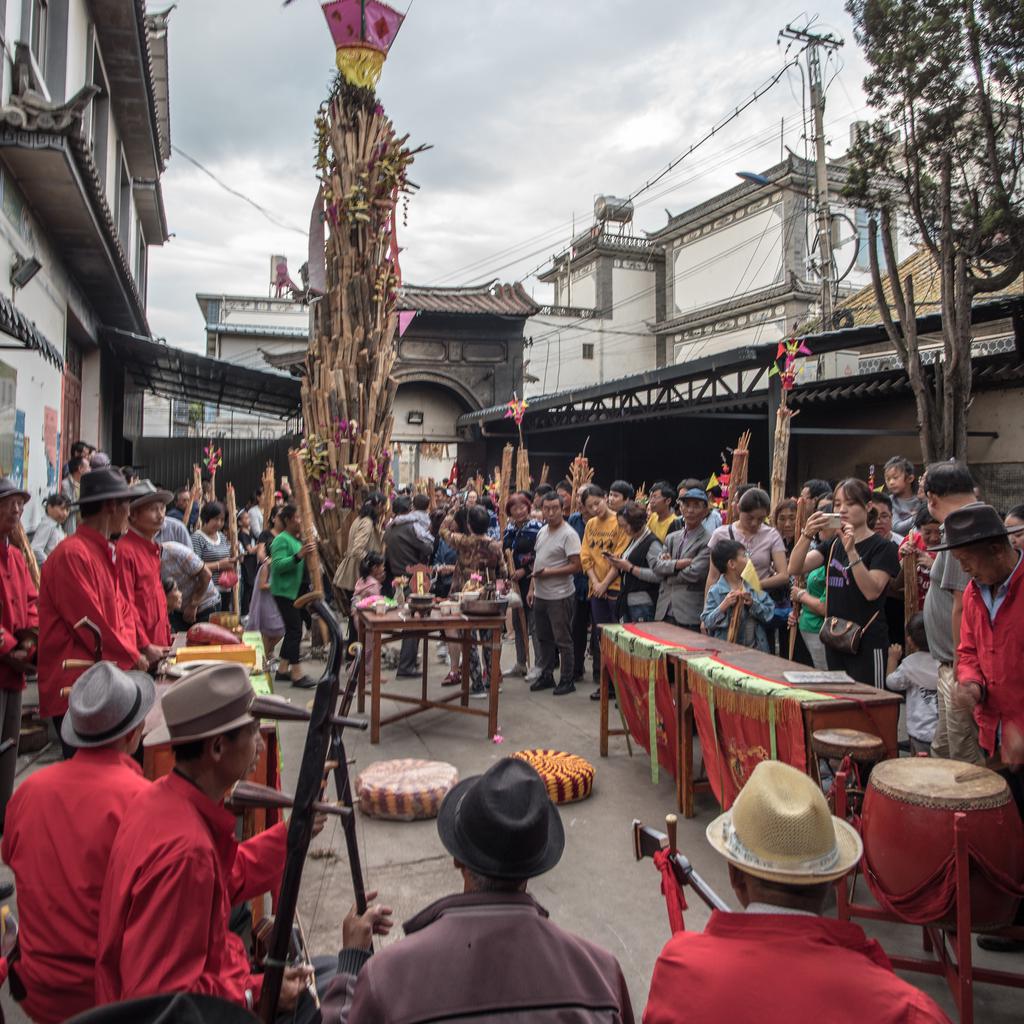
[789,478,900,687]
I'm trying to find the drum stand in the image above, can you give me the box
[833,769,1024,1024]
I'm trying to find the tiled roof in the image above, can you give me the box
[824,247,1023,330]
[398,280,540,317]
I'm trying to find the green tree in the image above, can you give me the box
[844,0,1024,462]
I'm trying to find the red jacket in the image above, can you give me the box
[0,539,38,691]
[116,528,171,649]
[957,557,1024,759]
[1,748,150,1022]
[644,911,950,1024]
[37,525,141,717]
[95,772,287,1008]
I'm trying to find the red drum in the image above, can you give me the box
[861,758,1024,930]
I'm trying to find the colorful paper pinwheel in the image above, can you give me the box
[769,337,812,391]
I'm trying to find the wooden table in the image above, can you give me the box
[357,607,505,743]
[599,622,901,817]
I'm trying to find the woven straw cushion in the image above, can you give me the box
[513,749,595,804]
[356,759,459,821]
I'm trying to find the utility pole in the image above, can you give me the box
[779,23,843,329]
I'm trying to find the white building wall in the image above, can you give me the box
[527,259,658,397]
[222,307,309,330]
[672,202,785,316]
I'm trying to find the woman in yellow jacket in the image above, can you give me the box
[579,484,629,698]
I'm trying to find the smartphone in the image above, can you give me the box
[824,513,842,529]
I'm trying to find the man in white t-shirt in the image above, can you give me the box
[528,492,583,696]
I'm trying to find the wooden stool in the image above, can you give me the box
[812,728,884,816]
[812,727,885,762]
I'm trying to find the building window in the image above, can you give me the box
[117,154,131,250]
[88,41,109,186]
[29,0,47,73]
[582,342,595,360]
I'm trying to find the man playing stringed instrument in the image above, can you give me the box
[3,663,154,1022]
[95,663,324,1016]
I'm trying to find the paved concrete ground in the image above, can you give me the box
[2,635,1022,1021]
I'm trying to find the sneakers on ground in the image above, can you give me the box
[436,643,449,663]
[504,663,527,679]
[529,675,556,692]
[525,666,542,684]
[553,680,576,696]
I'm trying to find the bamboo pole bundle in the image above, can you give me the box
[515,447,530,492]
[726,430,752,524]
[299,81,426,577]
[13,522,39,590]
[260,462,275,526]
[498,443,514,531]
[788,495,811,659]
[770,394,798,512]
[539,463,550,486]
[183,464,201,531]
[568,453,594,513]
[903,547,919,636]
[225,484,241,617]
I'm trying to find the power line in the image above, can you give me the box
[171,144,308,237]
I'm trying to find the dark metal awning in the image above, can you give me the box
[0,292,63,368]
[104,331,301,418]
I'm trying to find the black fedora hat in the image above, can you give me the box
[929,502,1024,551]
[75,467,144,507]
[437,757,564,879]
[0,477,29,503]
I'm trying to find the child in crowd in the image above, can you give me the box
[885,612,939,754]
[701,539,774,651]
[162,577,182,616]
[884,456,923,535]
[354,552,386,603]
[898,506,941,610]
[1005,504,1024,553]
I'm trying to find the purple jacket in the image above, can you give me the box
[322,891,634,1023]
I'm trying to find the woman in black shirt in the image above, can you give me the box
[788,478,900,686]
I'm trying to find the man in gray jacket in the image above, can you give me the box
[321,758,634,1023]
[654,488,712,629]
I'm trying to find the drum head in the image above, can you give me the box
[869,757,1010,811]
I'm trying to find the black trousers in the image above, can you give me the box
[572,597,591,680]
[274,594,304,663]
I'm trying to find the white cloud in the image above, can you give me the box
[146,1,870,348]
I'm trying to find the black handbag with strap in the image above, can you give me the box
[818,539,880,655]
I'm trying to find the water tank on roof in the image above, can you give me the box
[594,195,634,224]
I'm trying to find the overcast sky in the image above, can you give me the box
[146,0,872,351]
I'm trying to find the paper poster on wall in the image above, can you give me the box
[11,409,25,487]
[0,360,14,477]
[43,406,58,488]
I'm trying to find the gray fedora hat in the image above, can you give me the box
[61,662,156,749]
[130,479,174,509]
[0,477,30,504]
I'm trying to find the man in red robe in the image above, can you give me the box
[0,477,37,828]
[37,467,147,748]
[117,481,174,667]
[2,662,154,1022]
[96,662,320,1015]
[644,760,950,1024]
